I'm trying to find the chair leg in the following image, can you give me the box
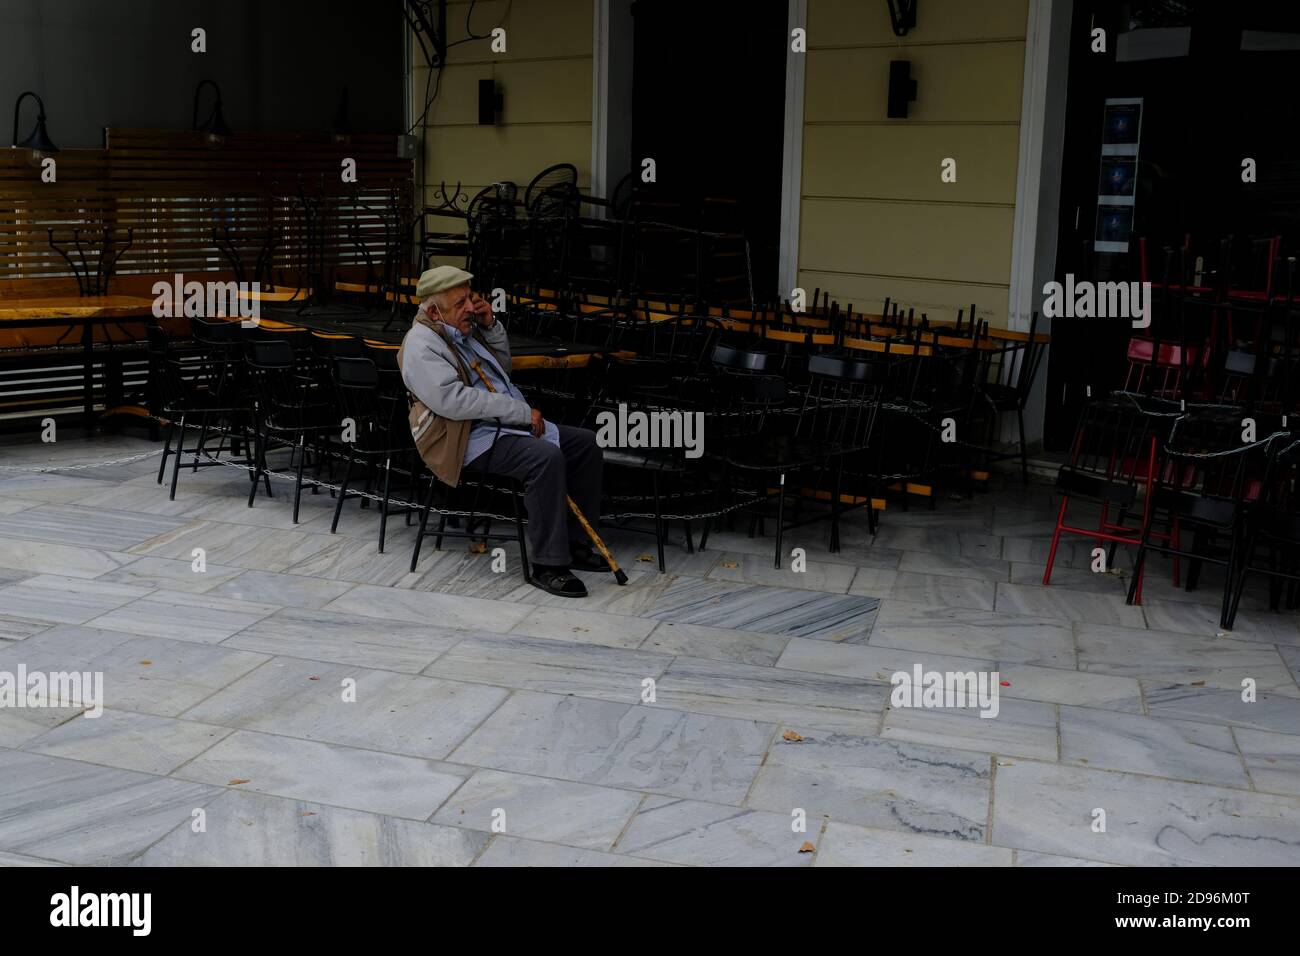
[411,477,436,572]
[292,434,306,524]
[510,481,531,584]
[331,456,353,533]
[246,428,263,507]
[378,455,392,554]
[157,419,174,484]
[192,409,210,473]
[774,472,786,570]
[683,520,695,555]
[168,414,186,501]
[1017,408,1029,484]
[652,471,665,573]
[1042,494,1069,585]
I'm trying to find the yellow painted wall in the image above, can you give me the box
[798,0,1029,327]
[410,0,593,247]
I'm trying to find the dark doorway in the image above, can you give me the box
[629,0,788,303]
[1041,0,1300,450]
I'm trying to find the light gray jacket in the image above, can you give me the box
[399,318,533,429]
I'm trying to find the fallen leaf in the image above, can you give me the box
[301,811,316,817]
[721,561,739,569]
[468,541,487,555]
[1190,680,1206,687]
[308,676,320,681]
[798,842,816,854]
[636,554,653,562]
[138,660,152,666]
[782,729,804,742]
[228,778,249,786]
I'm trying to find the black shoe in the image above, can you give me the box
[530,566,588,598]
[569,544,612,572]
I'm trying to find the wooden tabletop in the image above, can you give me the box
[0,295,159,322]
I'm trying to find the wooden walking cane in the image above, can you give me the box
[468,356,628,585]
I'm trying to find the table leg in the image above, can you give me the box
[82,320,94,431]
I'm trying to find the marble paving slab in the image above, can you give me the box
[173,730,469,819]
[991,759,1300,866]
[816,820,1013,867]
[205,569,358,610]
[449,691,772,804]
[0,503,189,551]
[1075,623,1298,695]
[746,732,992,842]
[131,519,342,573]
[23,710,232,775]
[0,574,152,626]
[223,606,471,674]
[638,621,791,667]
[85,590,280,644]
[1234,728,1300,797]
[1142,684,1300,735]
[995,582,1146,628]
[423,633,671,703]
[473,835,672,867]
[614,797,816,866]
[432,768,644,849]
[880,696,1059,761]
[322,584,532,634]
[868,600,1076,668]
[706,552,857,594]
[0,625,270,717]
[1058,706,1249,789]
[0,749,220,865]
[135,788,489,866]
[637,576,881,642]
[652,655,887,736]
[507,603,658,649]
[95,555,245,593]
[0,536,136,580]
[183,657,509,759]
[775,638,1143,712]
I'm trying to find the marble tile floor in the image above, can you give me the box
[0,433,1298,866]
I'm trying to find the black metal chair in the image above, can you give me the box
[330,357,419,553]
[244,339,338,521]
[1126,409,1283,627]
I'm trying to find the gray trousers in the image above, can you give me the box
[466,423,603,567]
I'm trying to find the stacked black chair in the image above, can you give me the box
[150,324,257,500]
[244,339,338,522]
[1126,409,1284,627]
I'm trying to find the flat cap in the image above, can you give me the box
[415,265,474,300]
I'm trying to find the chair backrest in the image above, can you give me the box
[800,354,884,450]
[712,343,775,372]
[525,163,578,214]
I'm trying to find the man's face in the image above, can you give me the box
[434,285,475,334]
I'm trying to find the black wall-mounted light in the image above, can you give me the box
[478,79,503,126]
[192,79,232,147]
[11,91,59,159]
[330,86,352,144]
[887,60,917,118]
[886,0,917,37]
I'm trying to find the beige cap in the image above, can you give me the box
[415,265,474,300]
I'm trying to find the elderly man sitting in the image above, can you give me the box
[398,266,605,597]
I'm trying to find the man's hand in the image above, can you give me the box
[470,292,495,327]
[530,408,545,437]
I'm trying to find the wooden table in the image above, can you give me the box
[0,295,159,429]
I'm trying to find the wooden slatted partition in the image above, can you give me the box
[0,129,413,287]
